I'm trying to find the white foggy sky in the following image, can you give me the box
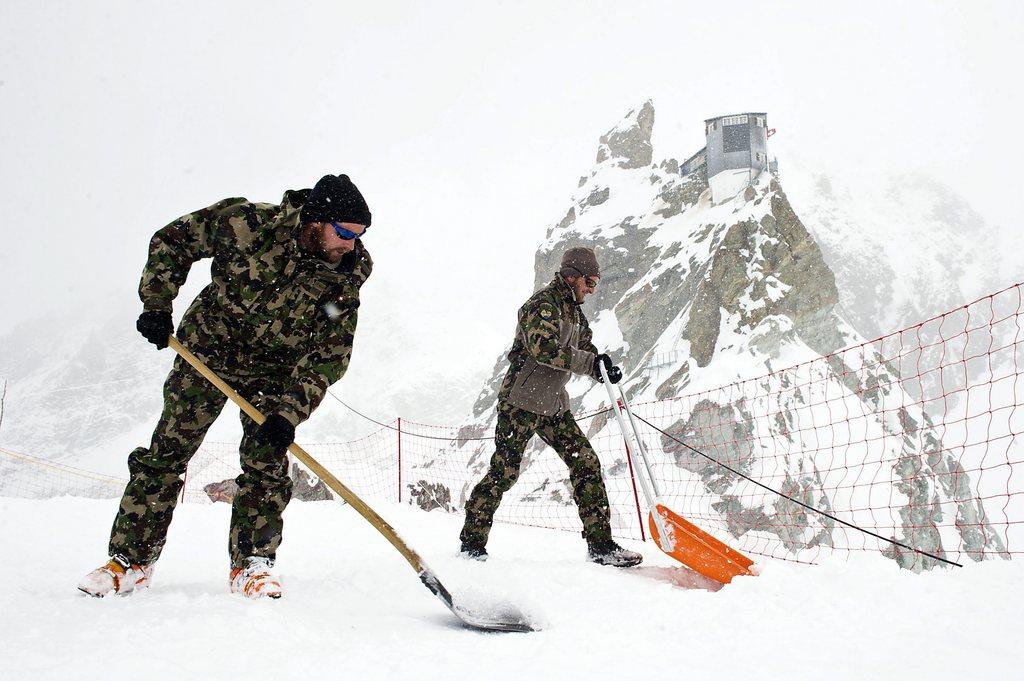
[1,0,1022,407]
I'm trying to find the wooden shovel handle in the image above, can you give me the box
[167,335,424,573]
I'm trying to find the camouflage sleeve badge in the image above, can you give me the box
[523,301,573,370]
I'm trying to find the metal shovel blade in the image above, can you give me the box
[420,569,536,633]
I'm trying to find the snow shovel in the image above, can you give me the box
[169,336,534,632]
[599,363,755,584]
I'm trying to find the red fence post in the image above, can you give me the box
[397,417,403,504]
[623,431,647,542]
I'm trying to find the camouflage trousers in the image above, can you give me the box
[109,353,296,568]
[460,402,613,548]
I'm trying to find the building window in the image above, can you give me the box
[721,114,748,126]
[723,124,750,153]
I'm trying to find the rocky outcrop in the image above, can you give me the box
[595,100,654,169]
[685,181,842,367]
[407,480,454,512]
[203,463,335,503]
[792,172,1006,342]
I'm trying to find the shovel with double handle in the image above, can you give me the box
[599,362,756,584]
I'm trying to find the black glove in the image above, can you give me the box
[607,364,623,384]
[136,310,173,349]
[593,354,622,384]
[255,414,295,451]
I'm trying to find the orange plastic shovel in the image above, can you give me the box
[647,504,754,584]
[601,364,756,584]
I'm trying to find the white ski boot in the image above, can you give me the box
[230,556,282,599]
[78,555,153,597]
[587,540,643,568]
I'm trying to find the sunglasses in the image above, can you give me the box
[566,266,599,288]
[330,222,368,240]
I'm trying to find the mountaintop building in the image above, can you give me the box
[681,112,774,203]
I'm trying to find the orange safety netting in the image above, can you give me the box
[3,283,1021,567]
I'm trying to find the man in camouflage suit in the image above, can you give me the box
[78,174,372,599]
[459,247,643,567]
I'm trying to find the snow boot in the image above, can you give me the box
[78,555,153,597]
[587,540,643,568]
[459,543,488,562]
[230,556,282,599]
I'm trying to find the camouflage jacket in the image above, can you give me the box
[139,188,372,427]
[498,273,598,417]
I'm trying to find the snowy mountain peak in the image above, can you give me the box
[595,100,655,169]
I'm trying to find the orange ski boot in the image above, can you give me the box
[78,555,153,597]
[230,557,282,599]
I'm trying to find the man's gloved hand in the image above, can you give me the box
[606,363,623,384]
[136,310,173,349]
[593,354,623,384]
[255,414,295,451]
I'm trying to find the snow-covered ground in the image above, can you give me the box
[1,497,1020,680]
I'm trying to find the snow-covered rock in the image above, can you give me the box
[785,170,1010,341]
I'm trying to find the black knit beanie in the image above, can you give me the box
[301,174,372,227]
